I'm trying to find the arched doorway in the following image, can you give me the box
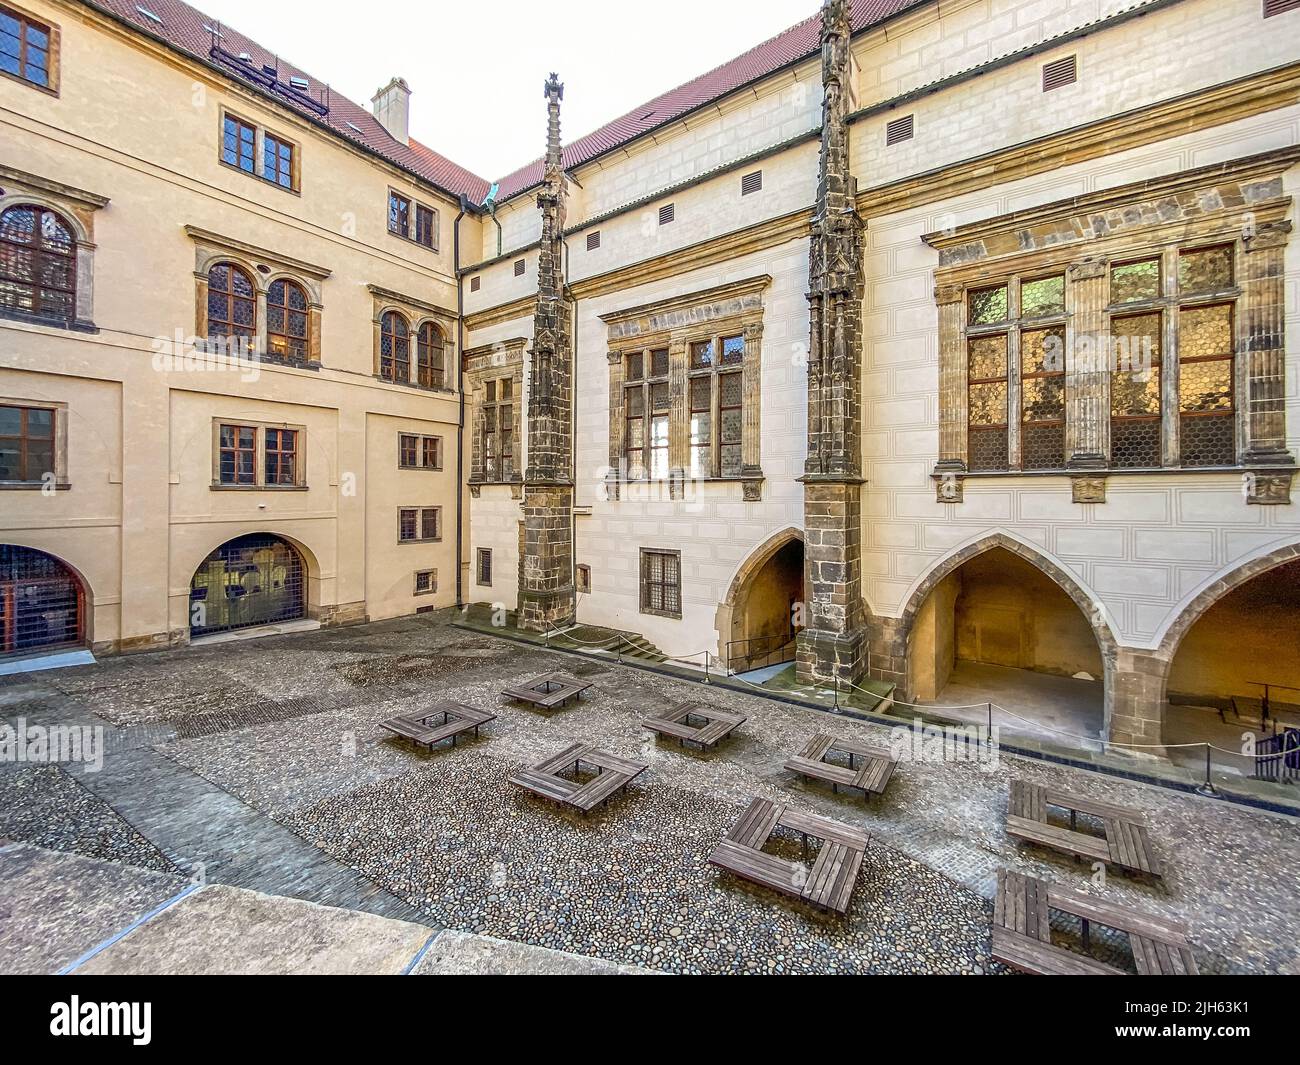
[0,545,85,656]
[721,531,804,673]
[906,543,1108,743]
[189,534,305,638]
[1166,554,1300,734]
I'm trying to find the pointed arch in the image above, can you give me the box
[715,527,805,669]
[897,531,1119,660]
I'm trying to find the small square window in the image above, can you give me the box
[514,259,526,276]
[414,569,437,595]
[470,276,481,292]
[586,231,601,251]
[741,171,763,196]
[658,203,675,226]
[576,564,591,594]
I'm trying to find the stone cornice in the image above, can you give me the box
[185,225,332,279]
[0,165,110,209]
[598,275,772,329]
[921,145,1300,252]
[366,284,457,320]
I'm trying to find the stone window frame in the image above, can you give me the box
[476,547,493,587]
[464,338,526,489]
[639,547,682,620]
[0,396,69,489]
[601,275,769,501]
[925,147,1297,498]
[398,432,443,471]
[413,569,438,596]
[188,227,327,365]
[209,418,307,490]
[398,506,442,544]
[0,167,106,333]
[387,187,439,252]
[0,2,59,96]
[367,285,456,394]
[576,563,591,594]
[218,106,301,194]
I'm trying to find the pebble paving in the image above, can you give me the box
[3,611,1298,975]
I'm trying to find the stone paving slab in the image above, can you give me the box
[413,929,657,975]
[0,843,189,975]
[75,885,435,975]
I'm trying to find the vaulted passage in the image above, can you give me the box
[188,534,305,638]
[727,537,804,674]
[0,545,84,656]
[1168,557,1300,730]
[909,547,1105,742]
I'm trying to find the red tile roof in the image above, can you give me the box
[83,0,493,203]
[83,0,925,210]
[491,0,926,202]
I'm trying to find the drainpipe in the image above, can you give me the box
[454,197,468,609]
[485,183,503,257]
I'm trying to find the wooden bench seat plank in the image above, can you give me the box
[991,926,1126,976]
[778,807,869,849]
[1044,883,1191,944]
[728,798,782,849]
[1007,815,1113,864]
[1042,787,1149,824]
[509,768,581,802]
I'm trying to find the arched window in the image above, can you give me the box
[207,262,256,349]
[380,311,410,382]
[417,322,445,389]
[0,204,77,322]
[267,278,309,360]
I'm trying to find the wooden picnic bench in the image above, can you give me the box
[785,733,898,801]
[708,797,870,915]
[1007,779,1163,878]
[509,743,648,815]
[993,869,1198,975]
[642,702,747,750]
[501,672,593,711]
[380,702,496,750]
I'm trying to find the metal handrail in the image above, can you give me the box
[725,631,797,675]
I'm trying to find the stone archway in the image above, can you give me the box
[188,533,307,639]
[715,527,805,672]
[888,533,1118,744]
[0,544,87,657]
[1155,540,1300,735]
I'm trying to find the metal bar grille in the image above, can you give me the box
[188,534,305,638]
[0,545,83,655]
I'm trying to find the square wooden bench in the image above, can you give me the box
[642,702,747,750]
[380,702,496,751]
[993,869,1197,975]
[501,672,593,712]
[509,743,648,815]
[785,733,898,801]
[1007,779,1163,879]
[708,797,871,915]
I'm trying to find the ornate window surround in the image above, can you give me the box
[600,275,769,501]
[187,226,327,366]
[367,284,456,392]
[463,337,526,494]
[0,166,106,333]
[924,146,1298,505]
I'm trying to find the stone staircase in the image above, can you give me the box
[457,604,668,664]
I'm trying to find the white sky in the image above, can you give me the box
[197,0,816,181]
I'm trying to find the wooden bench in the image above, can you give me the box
[708,797,871,915]
[380,702,496,751]
[992,869,1197,976]
[1007,780,1164,878]
[785,733,898,801]
[501,673,593,712]
[509,743,648,815]
[642,702,747,751]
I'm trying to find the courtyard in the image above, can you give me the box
[1,610,1297,975]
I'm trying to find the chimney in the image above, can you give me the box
[371,77,411,144]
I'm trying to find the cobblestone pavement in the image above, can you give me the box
[2,611,1297,975]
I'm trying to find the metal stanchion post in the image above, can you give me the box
[1196,744,1217,797]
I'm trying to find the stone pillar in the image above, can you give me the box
[741,321,764,497]
[518,73,576,633]
[797,0,868,687]
[1108,647,1171,754]
[1242,221,1294,466]
[667,334,689,497]
[935,284,967,472]
[1066,257,1109,468]
[605,351,624,500]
